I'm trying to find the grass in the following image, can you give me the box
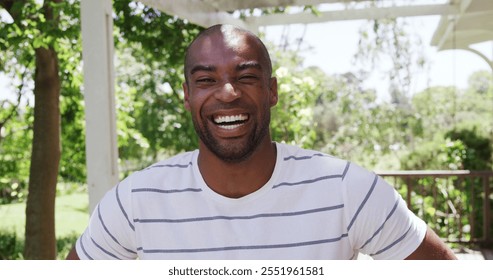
[0,191,90,259]
[0,192,89,240]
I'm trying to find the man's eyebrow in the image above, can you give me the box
[237,62,262,71]
[190,65,216,75]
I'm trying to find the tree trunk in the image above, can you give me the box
[24,46,61,259]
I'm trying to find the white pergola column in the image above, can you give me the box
[80,0,119,213]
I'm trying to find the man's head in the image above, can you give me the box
[183,24,278,163]
[184,25,273,86]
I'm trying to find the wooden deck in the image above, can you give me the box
[357,248,493,260]
[455,248,493,260]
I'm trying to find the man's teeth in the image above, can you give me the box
[214,115,247,124]
[214,114,248,130]
[219,123,242,130]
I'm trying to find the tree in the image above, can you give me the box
[269,47,321,148]
[112,0,202,172]
[354,10,427,106]
[467,70,493,96]
[0,53,33,203]
[0,0,81,259]
[404,70,493,170]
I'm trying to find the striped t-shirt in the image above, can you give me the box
[75,142,426,260]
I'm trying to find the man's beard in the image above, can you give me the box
[192,109,271,163]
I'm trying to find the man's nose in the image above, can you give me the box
[214,82,241,102]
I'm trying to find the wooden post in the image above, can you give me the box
[484,175,492,244]
[80,0,119,213]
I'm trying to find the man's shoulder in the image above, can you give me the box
[276,142,347,165]
[275,143,379,180]
[124,150,197,182]
[144,150,197,170]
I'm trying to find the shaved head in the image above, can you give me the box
[184,24,272,85]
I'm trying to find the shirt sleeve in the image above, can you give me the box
[342,163,427,260]
[75,176,138,260]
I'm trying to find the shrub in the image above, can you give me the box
[0,230,79,260]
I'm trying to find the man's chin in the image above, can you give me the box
[209,145,254,163]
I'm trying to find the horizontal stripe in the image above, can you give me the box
[145,162,192,170]
[139,234,349,254]
[283,153,329,161]
[133,204,344,224]
[273,174,342,189]
[132,188,202,194]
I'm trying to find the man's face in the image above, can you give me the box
[183,29,278,163]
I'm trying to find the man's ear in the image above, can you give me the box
[183,82,191,111]
[269,77,278,107]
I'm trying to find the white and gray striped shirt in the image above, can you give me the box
[76,142,426,260]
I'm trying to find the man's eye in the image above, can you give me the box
[196,78,215,83]
[239,75,258,82]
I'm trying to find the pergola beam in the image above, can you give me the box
[246,4,458,26]
[140,0,253,30]
[203,0,360,11]
[432,0,471,50]
[432,13,493,50]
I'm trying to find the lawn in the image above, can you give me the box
[0,192,90,238]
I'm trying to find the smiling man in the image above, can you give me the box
[183,25,278,199]
[67,24,456,260]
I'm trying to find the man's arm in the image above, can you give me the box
[405,227,457,259]
[66,246,80,260]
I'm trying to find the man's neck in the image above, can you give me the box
[197,140,277,198]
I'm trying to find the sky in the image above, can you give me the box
[262,15,492,101]
[1,14,492,102]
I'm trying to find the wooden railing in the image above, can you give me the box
[377,170,493,246]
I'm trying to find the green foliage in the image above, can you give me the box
[412,86,457,138]
[310,71,424,170]
[113,0,199,66]
[55,233,78,260]
[405,176,475,242]
[402,138,465,170]
[467,70,493,96]
[408,79,493,170]
[0,230,23,260]
[393,168,488,243]
[112,1,203,173]
[270,50,319,148]
[0,229,78,259]
[0,105,32,203]
[0,0,85,202]
[445,128,492,170]
[400,125,491,243]
[401,127,492,172]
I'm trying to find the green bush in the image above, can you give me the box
[445,127,492,170]
[56,234,79,260]
[0,230,78,260]
[0,230,23,260]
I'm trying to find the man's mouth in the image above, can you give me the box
[213,114,249,130]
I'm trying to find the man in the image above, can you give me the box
[67,24,456,260]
